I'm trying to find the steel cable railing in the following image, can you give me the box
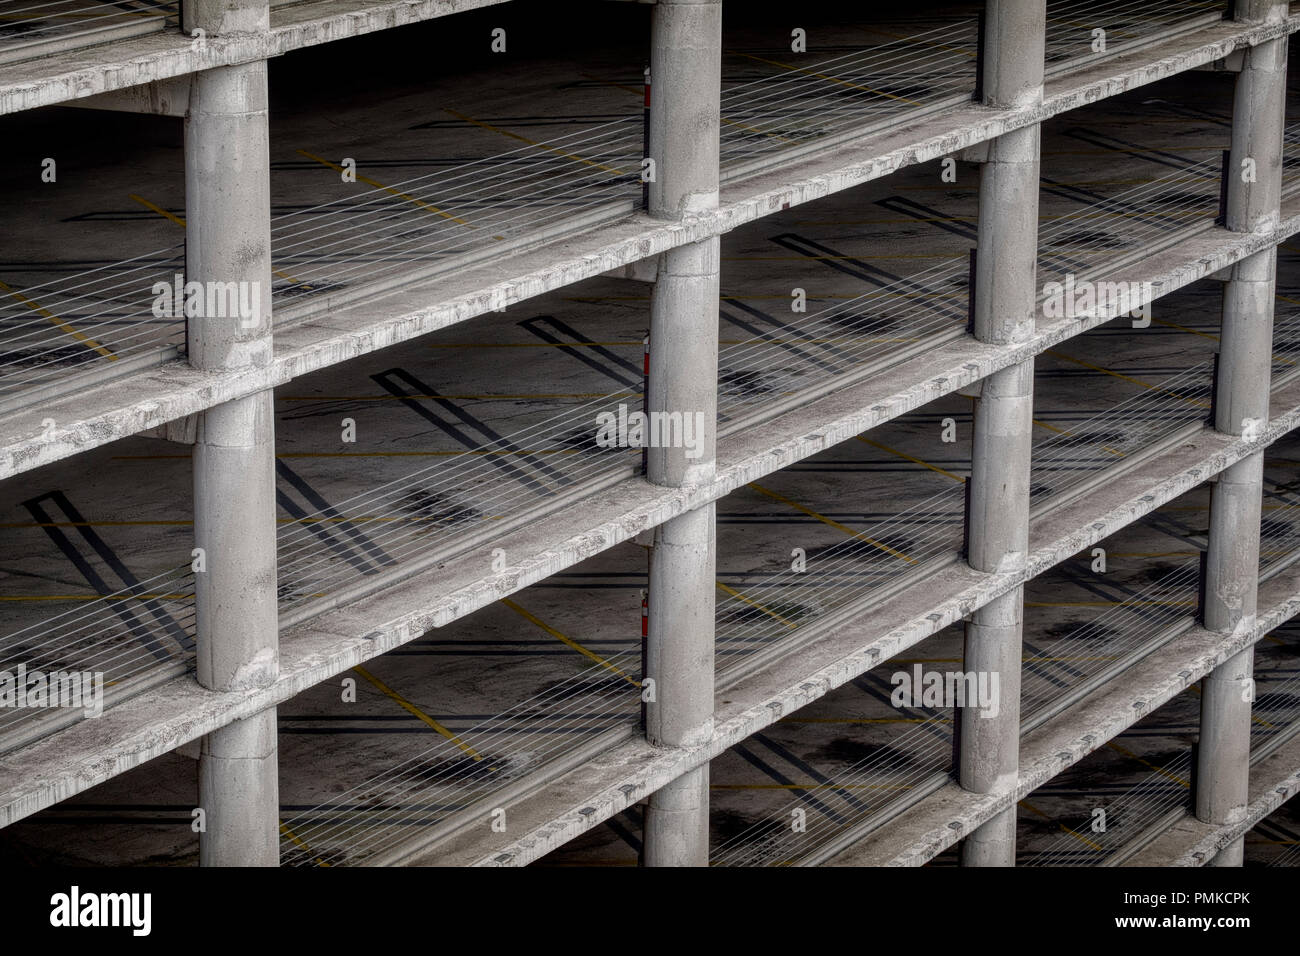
[1024,658,1300,865]
[719,407,1300,866]
[266,134,1260,866]
[277,483,968,866]
[0,563,194,752]
[1045,0,1226,75]
[711,561,1205,866]
[0,0,1237,408]
[0,2,175,64]
[281,342,1230,866]
[253,147,1239,620]
[0,124,1260,758]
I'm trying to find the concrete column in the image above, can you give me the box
[186,0,280,867]
[1197,0,1287,866]
[641,0,721,868]
[958,0,1044,867]
[648,0,721,221]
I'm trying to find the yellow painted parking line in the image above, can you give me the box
[128,193,186,227]
[0,278,116,360]
[1018,797,1105,852]
[1106,740,1189,788]
[443,108,626,175]
[296,150,479,231]
[747,481,916,564]
[351,665,485,761]
[715,580,799,629]
[279,822,330,867]
[729,50,922,106]
[502,598,639,686]
[1251,711,1276,730]
[1045,348,1211,409]
[129,193,309,288]
[1151,316,1220,342]
[856,436,964,483]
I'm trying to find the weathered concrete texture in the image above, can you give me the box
[0,0,518,115]
[973,130,1040,346]
[8,174,1299,485]
[0,15,1294,447]
[198,708,279,867]
[6,316,1300,838]
[648,0,720,220]
[185,59,274,371]
[967,363,1033,572]
[7,24,1300,475]
[825,561,1300,867]
[186,7,281,865]
[1204,455,1266,634]
[1195,7,1287,865]
[1125,728,1300,866]
[960,589,1023,797]
[982,0,1046,111]
[1219,250,1279,435]
[642,0,721,864]
[643,765,709,867]
[646,503,715,750]
[1228,45,1288,234]
[403,417,1300,866]
[1195,645,1255,852]
[646,239,719,488]
[193,392,279,693]
[958,2,1042,866]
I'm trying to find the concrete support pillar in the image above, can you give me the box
[648,0,721,221]
[641,0,721,868]
[186,0,279,867]
[958,0,1044,868]
[1195,0,1287,868]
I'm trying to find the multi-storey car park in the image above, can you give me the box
[1,0,1299,870]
